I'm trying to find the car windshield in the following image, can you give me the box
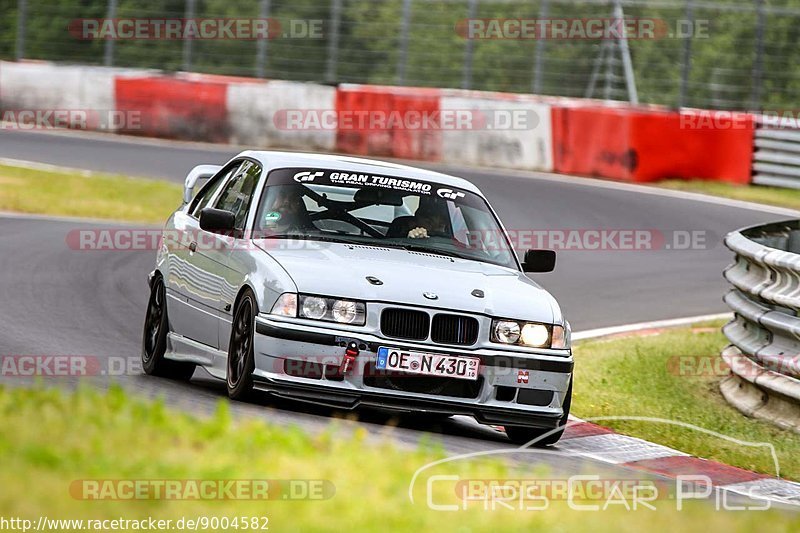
[253,167,518,270]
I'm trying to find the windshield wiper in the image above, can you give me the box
[258,233,364,245]
[261,234,471,261]
[396,243,469,260]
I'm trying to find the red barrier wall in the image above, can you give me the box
[335,86,442,161]
[552,106,754,184]
[115,75,229,142]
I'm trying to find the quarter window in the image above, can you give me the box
[189,161,242,218]
[214,161,263,231]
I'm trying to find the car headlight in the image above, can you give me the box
[270,293,366,326]
[332,300,361,324]
[494,320,521,344]
[521,323,549,347]
[302,296,328,320]
[492,320,566,349]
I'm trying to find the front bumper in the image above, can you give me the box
[252,316,573,429]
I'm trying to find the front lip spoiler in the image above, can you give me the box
[251,376,562,428]
[255,321,573,374]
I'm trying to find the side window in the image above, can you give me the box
[214,161,263,230]
[189,161,242,218]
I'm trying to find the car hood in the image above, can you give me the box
[254,241,560,323]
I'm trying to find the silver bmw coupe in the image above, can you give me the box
[142,151,573,444]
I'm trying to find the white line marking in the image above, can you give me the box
[0,210,152,227]
[430,161,800,217]
[0,124,241,153]
[572,312,732,341]
[0,157,100,176]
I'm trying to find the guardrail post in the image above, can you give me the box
[182,0,196,72]
[255,0,271,78]
[461,0,478,90]
[325,0,342,83]
[750,0,766,111]
[396,0,412,85]
[614,0,638,104]
[677,0,694,108]
[531,0,550,94]
[15,0,27,61]
[103,0,118,67]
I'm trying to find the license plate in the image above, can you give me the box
[376,347,479,381]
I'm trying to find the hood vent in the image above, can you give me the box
[406,251,455,261]
[347,244,393,252]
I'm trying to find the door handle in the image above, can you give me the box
[189,241,197,253]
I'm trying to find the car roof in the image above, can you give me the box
[235,150,483,196]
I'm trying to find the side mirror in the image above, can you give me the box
[522,249,556,273]
[184,164,223,204]
[199,208,236,234]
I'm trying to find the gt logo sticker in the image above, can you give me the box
[437,188,466,200]
[293,170,325,183]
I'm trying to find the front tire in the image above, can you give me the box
[505,379,573,446]
[227,289,257,401]
[141,275,196,380]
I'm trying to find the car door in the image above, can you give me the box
[214,160,265,354]
[167,160,243,350]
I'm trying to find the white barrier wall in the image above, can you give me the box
[0,61,115,111]
[0,61,151,131]
[226,80,336,151]
[440,94,553,172]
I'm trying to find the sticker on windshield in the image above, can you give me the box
[329,172,432,194]
[274,168,470,200]
[437,188,466,200]
[293,170,324,183]
[262,211,282,225]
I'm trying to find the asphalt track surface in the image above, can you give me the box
[0,129,794,494]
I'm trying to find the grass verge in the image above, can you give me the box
[658,180,800,211]
[0,164,181,224]
[2,385,796,530]
[572,322,799,480]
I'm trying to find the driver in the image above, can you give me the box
[407,196,450,239]
[259,186,313,234]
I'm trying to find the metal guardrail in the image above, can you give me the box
[722,220,800,431]
[752,121,800,189]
